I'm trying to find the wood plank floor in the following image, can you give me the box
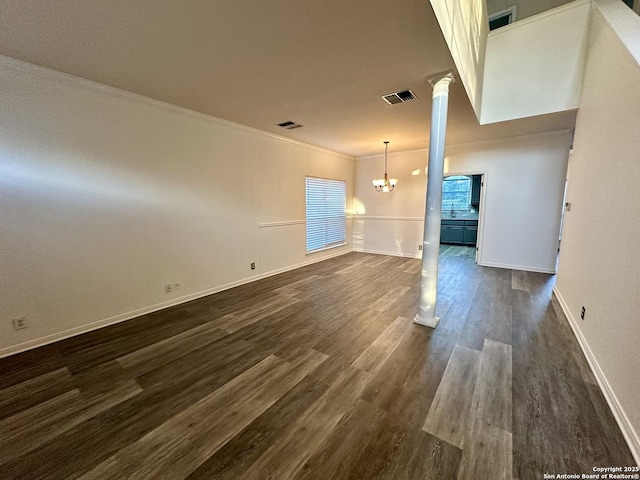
[0,246,635,479]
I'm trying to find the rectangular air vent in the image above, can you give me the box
[277,120,304,130]
[381,89,417,105]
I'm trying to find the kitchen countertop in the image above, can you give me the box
[441,215,478,221]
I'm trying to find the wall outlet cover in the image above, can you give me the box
[12,317,27,330]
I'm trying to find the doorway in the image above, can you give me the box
[440,173,485,264]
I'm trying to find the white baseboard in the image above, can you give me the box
[553,286,640,466]
[0,248,352,359]
[480,260,557,274]
[356,248,421,259]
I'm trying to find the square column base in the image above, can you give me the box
[413,314,440,329]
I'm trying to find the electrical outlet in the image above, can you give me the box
[174,282,180,291]
[251,262,256,270]
[418,245,423,250]
[12,316,27,330]
[165,284,172,293]
[580,306,586,320]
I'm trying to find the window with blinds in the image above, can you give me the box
[305,177,346,253]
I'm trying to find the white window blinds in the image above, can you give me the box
[305,177,346,252]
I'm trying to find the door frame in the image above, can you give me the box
[443,170,487,265]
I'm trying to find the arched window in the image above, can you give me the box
[443,175,472,212]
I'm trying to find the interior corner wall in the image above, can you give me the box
[0,57,354,356]
[354,131,571,272]
[555,1,640,460]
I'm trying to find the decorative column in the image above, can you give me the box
[414,72,454,328]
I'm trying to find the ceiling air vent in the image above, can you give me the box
[381,89,417,105]
[277,120,304,130]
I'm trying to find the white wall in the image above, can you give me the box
[555,0,640,462]
[430,0,488,117]
[0,57,354,356]
[481,0,591,125]
[354,131,571,272]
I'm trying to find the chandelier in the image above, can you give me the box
[372,141,398,192]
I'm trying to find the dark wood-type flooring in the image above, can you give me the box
[0,247,635,479]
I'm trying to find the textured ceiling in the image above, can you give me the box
[0,0,576,157]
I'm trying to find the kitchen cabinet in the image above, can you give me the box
[441,219,478,246]
[464,224,478,245]
[441,223,464,244]
[471,175,481,206]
